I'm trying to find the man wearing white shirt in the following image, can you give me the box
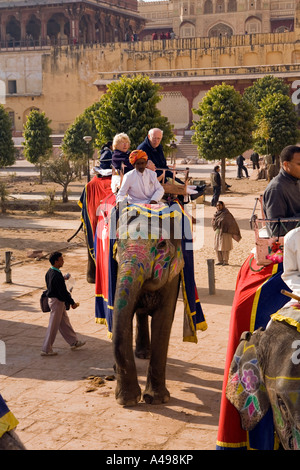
[116,149,165,204]
[282,227,300,304]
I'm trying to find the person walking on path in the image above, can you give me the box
[250,151,260,170]
[210,165,222,207]
[236,154,249,178]
[41,251,85,356]
[212,201,241,266]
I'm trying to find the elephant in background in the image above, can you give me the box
[226,305,300,450]
[112,207,185,406]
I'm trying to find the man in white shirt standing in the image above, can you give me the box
[116,149,165,204]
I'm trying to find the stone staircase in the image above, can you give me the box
[175,134,200,163]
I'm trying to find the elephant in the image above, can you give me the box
[112,206,185,406]
[95,201,206,407]
[226,305,300,450]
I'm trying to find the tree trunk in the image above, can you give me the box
[62,184,68,203]
[221,156,226,193]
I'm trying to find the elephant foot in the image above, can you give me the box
[115,384,141,407]
[135,348,151,359]
[143,387,170,405]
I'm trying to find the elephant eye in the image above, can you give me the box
[277,396,289,420]
[157,240,167,250]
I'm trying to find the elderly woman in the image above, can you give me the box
[111,133,134,173]
[212,201,241,266]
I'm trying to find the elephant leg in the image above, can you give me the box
[135,311,150,359]
[143,279,179,404]
[113,312,141,407]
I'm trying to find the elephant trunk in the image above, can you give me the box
[112,259,148,405]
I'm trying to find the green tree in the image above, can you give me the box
[61,114,94,178]
[93,74,174,152]
[43,153,78,203]
[23,110,52,183]
[0,105,15,168]
[192,83,254,190]
[243,75,290,108]
[253,93,300,158]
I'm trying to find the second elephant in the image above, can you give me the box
[226,305,300,450]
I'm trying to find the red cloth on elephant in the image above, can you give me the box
[78,175,113,262]
[216,254,290,450]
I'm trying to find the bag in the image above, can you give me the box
[40,290,50,312]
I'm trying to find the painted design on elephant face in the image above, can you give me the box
[170,247,182,277]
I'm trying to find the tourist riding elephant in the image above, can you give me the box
[226,305,300,450]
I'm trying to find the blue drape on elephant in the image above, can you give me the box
[94,199,207,341]
[78,175,113,263]
[0,394,19,437]
[216,254,291,450]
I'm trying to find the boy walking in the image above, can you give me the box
[41,251,85,356]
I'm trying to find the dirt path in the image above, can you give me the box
[0,176,268,450]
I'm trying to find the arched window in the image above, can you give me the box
[227,0,237,12]
[208,23,233,37]
[216,0,225,13]
[204,0,213,14]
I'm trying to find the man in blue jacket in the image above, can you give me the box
[138,128,205,200]
[41,252,85,356]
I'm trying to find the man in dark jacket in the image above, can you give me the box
[210,165,222,207]
[236,154,249,178]
[41,252,85,356]
[137,128,205,200]
[263,145,300,236]
[250,151,260,170]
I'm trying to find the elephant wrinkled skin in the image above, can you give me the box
[226,308,300,450]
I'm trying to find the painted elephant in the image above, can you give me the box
[226,305,300,450]
[112,207,185,406]
[97,201,206,407]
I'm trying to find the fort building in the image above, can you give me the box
[0,0,299,137]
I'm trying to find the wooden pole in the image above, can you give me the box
[207,258,215,295]
[5,251,12,283]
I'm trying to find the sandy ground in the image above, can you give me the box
[0,170,269,451]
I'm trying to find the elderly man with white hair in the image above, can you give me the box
[137,128,205,201]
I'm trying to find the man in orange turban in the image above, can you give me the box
[116,149,164,204]
[129,149,148,166]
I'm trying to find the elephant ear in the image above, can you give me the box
[226,331,270,431]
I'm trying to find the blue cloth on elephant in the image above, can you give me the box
[0,394,19,437]
[94,198,207,342]
[216,254,290,450]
